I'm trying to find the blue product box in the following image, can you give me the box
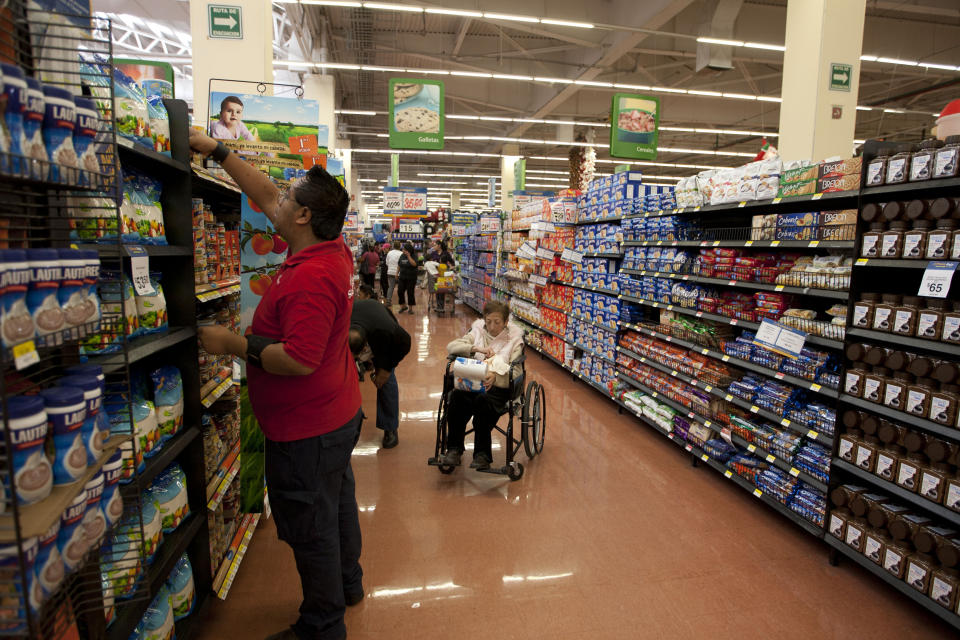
[613,171,644,187]
[776,212,820,228]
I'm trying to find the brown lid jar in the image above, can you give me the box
[845,515,870,553]
[920,462,953,504]
[863,366,890,403]
[881,221,910,258]
[869,501,910,529]
[896,452,928,492]
[933,361,960,385]
[946,476,960,513]
[893,297,922,335]
[877,420,906,445]
[875,444,905,482]
[885,349,913,372]
[864,527,891,565]
[886,144,915,185]
[882,200,908,223]
[863,344,888,367]
[942,302,960,343]
[861,202,885,223]
[855,435,882,472]
[828,508,851,540]
[883,537,914,579]
[905,377,935,418]
[906,199,932,221]
[906,355,933,377]
[843,366,868,397]
[933,136,960,180]
[910,139,944,182]
[838,432,862,462]
[926,218,957,259]
[883,372,913,410]
[931,197,959,221]
[850,492,889,518]
[852,297,876,329]
[872,295,901,332]
[861,223,886,258]
[866,154,889,187]
[930,384,960,425]
[930,567,960,610]
[918,300,948,341]
[903,221,931,259]
[937,536,960,568]
[830,484,870,508]
[905,551,936,592]
[890,513,934,541]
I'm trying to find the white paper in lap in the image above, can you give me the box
[453,357,488,392]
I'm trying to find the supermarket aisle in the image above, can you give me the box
[195,301,951,639]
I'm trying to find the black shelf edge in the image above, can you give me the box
[84,244,194,258]
[617,347,834,447]
[617,294,846,350]
[624,191,859,218]
[861,176,960,200]
[824,535,960,630]
[107,512,205,640]
[620,267,848,300]
[576,215,624,225]
[832,459,960,527]
[839,394,960,445]
[853,258,940,269]
[621,322,839,399]
[120,427,200,501]
[118,139,190,174]
[840,393,960,444]
[845,328,960,359]
[581,252,624,258]
[88,327,197,371]
[623,239,854,250]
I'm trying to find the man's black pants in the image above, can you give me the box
[265,410,363,640]
[359,272,375,288]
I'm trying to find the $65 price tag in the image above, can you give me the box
[918,261,957,299]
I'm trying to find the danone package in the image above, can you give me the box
[144,95,171,156]
[139,175,167,244]
[151,366,183,443]
[112,67,151,148]
[165,554,195,621]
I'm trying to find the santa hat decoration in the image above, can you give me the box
[936,99,960,140]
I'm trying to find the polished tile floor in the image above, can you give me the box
[195,301,953,639]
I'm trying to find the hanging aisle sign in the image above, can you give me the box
[389,78,444,150]
[609,93,661,160]
[383,186,428,217]
[514,158,526,190]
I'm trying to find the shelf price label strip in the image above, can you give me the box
[201,368,235,408]
[215,513,262,599]
[207,453,242,510]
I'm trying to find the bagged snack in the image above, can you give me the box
[151,366,183,443]
[165,554,195,621]
[112,67,151,148]
[140,585,174,640]
[133,398,161,459]
[144,94,170,156]
[139,175,167,244]
[134,273,167,337]
[153,465,189,533]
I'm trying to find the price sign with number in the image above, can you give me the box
[918,261,957,298]
[561,248,583,264]
[383,189,402,212]
[127,246,155,296]
[403,192,426,212]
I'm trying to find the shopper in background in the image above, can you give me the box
[377,243,390,300]
[349,298,412,449]
[188,129,363,640]
[396,242,418,314]
[442,301,524,470]
[385,241,403,306]
[436,240,456,268]
[358,242,379,289]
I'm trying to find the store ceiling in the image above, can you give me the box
[93,0,960,206]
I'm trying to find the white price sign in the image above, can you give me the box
[561,248,583,264]
[752,319,806,359]
[403,192,426,211]
[383,191,402,211]
[529,274,548,286]
[127,246,155,295]
[536,247,555,260]
[918,261,957,298]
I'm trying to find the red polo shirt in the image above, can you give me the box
[247,239,361,442]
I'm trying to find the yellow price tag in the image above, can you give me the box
[807,430,819,440]
[704,420,712,427]
[747,444,757,452]
[812,193,823,200]
[750,405,759,413]
[738,201,747,208]
[724,470,733,478]
[724,393,732,401]
[701,454,709,462]
[765,454,776,463]
[753,489,763,497]
[775,285,785,291]
[13,340,39,370]
[770,241,780,247]
[781,418,791,427]
[705,385,713,392]
[789,467,800,477]
[855,258,868,266]
[808,241,820,248]
[722,355,730,362]
[772,197,782,204]
[810,383,821,392]
[701,348,709,355]
[744,240,753,247]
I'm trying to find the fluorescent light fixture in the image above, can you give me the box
[856,106,872,111]
[412,69,451,75]
[447,114,479,120]
[652,86,687,94]
[575,80,614,87]
[336,109,378,115]
[920,62,958,71]
[614,83,652,91]
[722,93,757,100]
[883,108,906,114]
[534,77,574,84]
[493,74,534,81]
[361,65,406,72]
[319,63,362,70]
[478,116,514,122]
[688,90,723,97]
[756,96,781,102]
[697,36,745,47]
[743,42,785,51]
[875,57,918,67]
[283,61,316,69]
[540,18,594,29]
[860,55,878,62]
[301,1,363,6]
[483,12,538,23]
[358,178,379,182]
[362,2,423,11]
[425,8,482,17]
[451,71,493,78]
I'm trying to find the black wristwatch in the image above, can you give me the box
[210,141,230,164]
[246,335,276,368]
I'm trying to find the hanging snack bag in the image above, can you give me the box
[68,194,118,242]
[102,525,142,600]
[165,554,195,621]
[73,96,101,188]
[154,465,189,533]
[133,397,161,459]
[0,63,26,176]
[112,67,151,148]
[134,273,167,336]
[144,94,171,156]
[41,86,77,184]
[23,78,47,181]
[140,489,163,564]
[0,249,34,347]
[119,175,144,243]
[140,585,174,640]
[26,248,64,338]
[139,174,167,244]
[151,366,183,443]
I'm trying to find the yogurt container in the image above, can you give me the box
[41,86,77,184]
[166,554,195,621]
[25,248,63,338]
[81,472,106,550]
[0,250,34,347]
[57,375,104,464]
[101,525,141,600]
[72,96,100,187]
[57,488,88,572]
[101,449,124,526]
[0,536,40,630]
[39,386,87,485]
[56,249,86,335]
[0,63,27,176]
[34,520,63,598]
[22,77,47,181]
[0,395,52,506]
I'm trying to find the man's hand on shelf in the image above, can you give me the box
[189,129,219,156]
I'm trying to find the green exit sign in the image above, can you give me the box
[209,5,242,39]
[830,63,851,92]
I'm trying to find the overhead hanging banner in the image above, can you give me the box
[514,158,526,190]
[389,78,444,150]
[609,93,661,160]
[383,186,428,217]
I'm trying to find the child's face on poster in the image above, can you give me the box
[221,102,243,124]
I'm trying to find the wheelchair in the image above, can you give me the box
[427,348,545,480]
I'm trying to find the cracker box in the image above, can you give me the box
[777,179,817,198]
[818,157,863,180]
[781,164,819,184]
[777,212,820,228]
[613,171,644,187]
[775,225,817,241]
[818,209,857,241]
[817,173,861,193]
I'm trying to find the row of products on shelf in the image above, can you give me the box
[81,271,167,356]
[0,62,109,186]
[70,169,167,245]
[574,224,621,255]
[860,199,960,260]
[0,248,101,348]
[192,198,241,285]
[674,156,862,207]
[866,138,960,187]
[125,554,195,640]
[844,343,960,426]
[874,298,953,351]
[616,386,827,526]
[208,476,244,581]
[828,485,960,613]
[839,411,960,511]
[723,331,841,390]
[581,173,676,219]
[567,319,616,363]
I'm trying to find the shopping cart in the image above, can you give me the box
[428,264,458,316]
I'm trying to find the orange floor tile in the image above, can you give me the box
[193,301,954,639]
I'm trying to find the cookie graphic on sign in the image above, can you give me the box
[393,83,422,105]
[395,107,440,133]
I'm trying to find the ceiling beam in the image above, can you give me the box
[492,25,550,76]
[451,17,471,58]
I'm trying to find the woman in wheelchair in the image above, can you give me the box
[441,300,524,470]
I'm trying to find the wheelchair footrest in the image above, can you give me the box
[474,466,508,476]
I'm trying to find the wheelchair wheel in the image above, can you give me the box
[523,381,546,457]
[506,461,524,481]
[522,383,536,459]
[438,464,455,475]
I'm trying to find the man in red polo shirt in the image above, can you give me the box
[189,130,362,640]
